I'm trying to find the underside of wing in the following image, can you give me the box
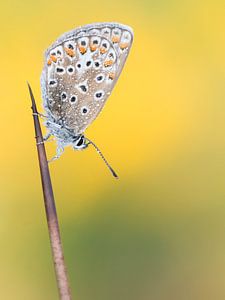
[41,22,133,134]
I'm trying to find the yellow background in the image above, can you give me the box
[1,0,225,299]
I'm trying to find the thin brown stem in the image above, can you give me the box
[27,82,72,300]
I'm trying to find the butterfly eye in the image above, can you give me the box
[73,135,88,149]
[76,136,84,146]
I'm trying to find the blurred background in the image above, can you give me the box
[1,0,225,299]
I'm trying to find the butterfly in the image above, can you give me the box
[40,22,134,178]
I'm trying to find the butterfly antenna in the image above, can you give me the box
[85,137,119,179]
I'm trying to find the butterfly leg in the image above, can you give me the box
[32,112,47,119]
[43,132,52,141]
[48,145,64,163]
[36,132,54,145]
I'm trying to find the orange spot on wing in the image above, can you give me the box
[108,72,115,80]
[50,55,57,62]
[90,45,98,52]
[65,47,75,57]
[104,60,114,67]
[120,42,129,50]
[112,36,120,43]
[79,46,87,54]
[100,47,107,54]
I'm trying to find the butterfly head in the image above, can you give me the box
[73,135,88,150]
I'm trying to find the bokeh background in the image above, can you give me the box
[1,0,225,299]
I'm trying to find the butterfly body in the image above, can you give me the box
[40,22,133,170]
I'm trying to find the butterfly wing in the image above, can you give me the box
[41,22,133,135]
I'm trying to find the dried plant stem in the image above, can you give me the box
[28,83,72,300]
